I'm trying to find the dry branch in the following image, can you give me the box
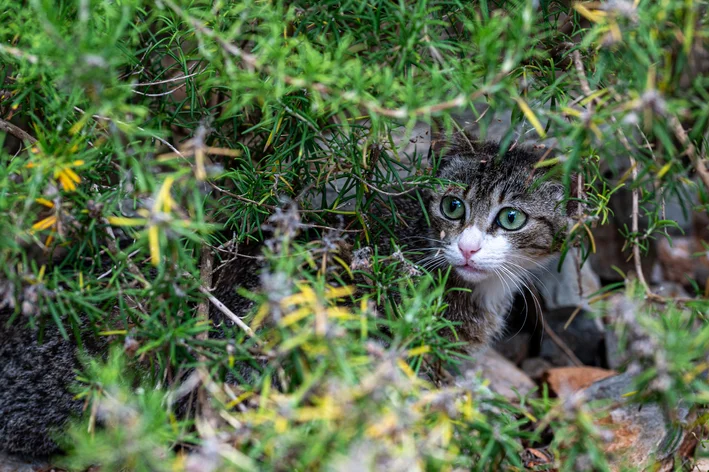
[0,118,37,144]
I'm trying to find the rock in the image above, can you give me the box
[581,372,693,471]
[538,307,606,367]
[541,366,616,397]
[493,332,531,365]
[601,293,636,371]
[459,349,536,402]
[657,236,695,285]
[604,328,623,371]
[653,280,691,299]
[534,250,601,312]
[657,234,709,290]
[590,221,657,283]
[521,357,553,381]
[0,452,49,472]
[661,191,695,236]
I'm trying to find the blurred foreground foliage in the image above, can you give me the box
[2,0,709,469]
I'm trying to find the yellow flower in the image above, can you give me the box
[31,215,57,231]
[573,3,608,23]
[31,199,58,247]
[53,160,85,192]
[35,197,54,208]
[106,176,177,266]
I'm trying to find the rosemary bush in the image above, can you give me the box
[1,0,709,469]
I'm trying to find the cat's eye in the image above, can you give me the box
[496,207,527,231]
[440,196,465,220]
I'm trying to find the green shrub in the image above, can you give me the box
[2,0,709,469]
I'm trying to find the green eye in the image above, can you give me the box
[440,196,465,220]
[496,207,527,231]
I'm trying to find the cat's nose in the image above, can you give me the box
[458,241,481,261]
[458,227,483,261]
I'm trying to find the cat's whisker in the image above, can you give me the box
[418,255,448,271]
[498,268,529,339]
[429,259,450,271]
[504,260,547,288]
[497,266,528,305]
[408,247,446,254]
[492,267,513,296]
[508,267,545,341]
[509,254,554,275]
[400,236,445,245]
[499,264,547,343]
[495,266,530,341]
[505,261,550,293]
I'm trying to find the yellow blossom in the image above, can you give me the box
[406,345,431,357]
[107,216,148,226]
[105,177,178,266]
[573,3,608,23]
[35,197,54,208]
[31,215,57,231]
[53,161,84,192]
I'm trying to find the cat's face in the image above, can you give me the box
[422,142,571,286]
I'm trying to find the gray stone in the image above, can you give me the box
[582,372,693,471]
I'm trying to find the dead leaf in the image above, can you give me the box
[521,447,555,471]
[542,366,616,397]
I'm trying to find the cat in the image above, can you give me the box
[0,133,574,457]
[392,137,574,347]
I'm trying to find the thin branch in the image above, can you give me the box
[130,69,204,87]
[572,51,593,99]
[73,106,184,156]
[0,118,37,144]
[667,113,709,191]
[199,285,255,338]
[0,44,38,64]
[196,243,214,343]
[348,173,428,197]
[178,266,256,339]
[542,316,584,367]
[131,83,186,97]
[628,153,652,293]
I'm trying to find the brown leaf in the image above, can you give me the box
[542,366,616,397]
[521,447,556,471]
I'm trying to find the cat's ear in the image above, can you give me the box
[427,120,476,168]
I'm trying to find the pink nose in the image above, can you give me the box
[458,227,483,262]
[458,240,481,261]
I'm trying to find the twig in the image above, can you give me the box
[348,173,427,197]
[199,285,255,338]
[541,315,584,367]
[177,265,256,338]
[131,83,186,97]
[0,44,38,64]
[628,153,656,296]
[130,69,204,87]
[667,113,709,191]
[572,51,593,101]
[196,242,216,419]
[196,244,214,343]
[73,106,184,156]
[0,118,37,144]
